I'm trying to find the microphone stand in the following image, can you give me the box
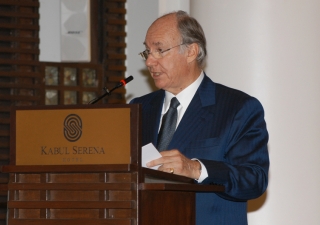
[88,85,118,105]
[88,76,133,105]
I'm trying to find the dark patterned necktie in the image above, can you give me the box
[157,97,180,151]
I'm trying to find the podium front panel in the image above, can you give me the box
[10,105,141,166]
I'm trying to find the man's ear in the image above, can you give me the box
[186,43,199,63]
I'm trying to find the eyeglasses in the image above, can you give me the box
[139,43,185,60]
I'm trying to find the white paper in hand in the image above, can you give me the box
[142,143,162,170]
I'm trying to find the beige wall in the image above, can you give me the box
[126,1,320,224]
[191,1,320,224]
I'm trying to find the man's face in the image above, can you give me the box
[144,15,190,95]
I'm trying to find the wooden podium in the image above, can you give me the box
[1,104,224,225]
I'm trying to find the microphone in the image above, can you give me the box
[114,75,134,88]
[89,76,134,104]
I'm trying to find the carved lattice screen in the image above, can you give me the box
[0,0,127,223]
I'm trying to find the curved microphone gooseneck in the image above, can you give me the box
[88,76,134,104]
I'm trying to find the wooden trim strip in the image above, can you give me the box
[8,201,134,209]
[106,65,126,71]
[0,24,39,30]
[0,143,9,148]
[7,219,132,225]
[106,19,126,25]
[106,8,126,14]
[105,0,126,2]
[1,164,132,173]
[8,183,133,191]
[0,107,11,112]
[106,42,127,48]
[107,54,126,60]
[0,36,40,43]
[106,31,126,37]
[139,183,225,192]
[0,12,40,18]
[0,71,41,78]
[0,47,40,54]
[0,59,40,66]
[0,118,11,124]
[0,95,40,101]
[0,83,41,89]
[0,0,39,7]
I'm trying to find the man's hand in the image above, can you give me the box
[146,149,201,180]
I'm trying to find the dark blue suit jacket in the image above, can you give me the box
[130,74,269,225]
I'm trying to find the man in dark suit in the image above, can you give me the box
[130,10,269,225]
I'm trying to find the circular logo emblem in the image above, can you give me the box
[64,114,82,142]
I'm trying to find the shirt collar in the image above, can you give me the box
[163,71,204,112]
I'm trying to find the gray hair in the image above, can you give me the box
[175,11,207,67]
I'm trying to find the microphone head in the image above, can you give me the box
[125,75,133,84]
[120,76,134,86]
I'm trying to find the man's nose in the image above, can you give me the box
[146,53,158,66]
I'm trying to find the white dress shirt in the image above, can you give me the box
[159,71,208,182]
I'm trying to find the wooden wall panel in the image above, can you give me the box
[7,171,136,224]
[101,0,127,104]
[0,0,128,223]
[0,1,41,224]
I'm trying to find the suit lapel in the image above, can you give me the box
[168,75,216,153]
[142,90,164,146]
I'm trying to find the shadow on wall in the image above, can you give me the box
[140,69,158,92]
[247,191,268,212]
